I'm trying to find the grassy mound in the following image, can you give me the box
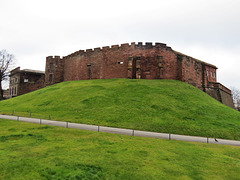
[0,119,239,180]
[0,79,239,140]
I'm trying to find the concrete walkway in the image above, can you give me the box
[0,114,239,146]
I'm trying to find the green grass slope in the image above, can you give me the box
[0,79,240,140]
[0,119,240,180]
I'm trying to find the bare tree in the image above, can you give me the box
[0,49,15,100]
[231,87,240,110]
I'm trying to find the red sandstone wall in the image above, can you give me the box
[177,54,217,90]
[44,42,219,92]
[179,56,203,89]
[45,56,64,85]
[19,73,45,95]
[63,42,179,82]
[205,65,217,83]
[63,44,133,81]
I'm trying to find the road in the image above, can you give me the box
[0,114,239,146]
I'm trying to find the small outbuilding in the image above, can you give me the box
[9,67,45,98]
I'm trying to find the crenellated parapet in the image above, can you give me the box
[134,42,171,50]
[62,42,173,60]
[46,56,62,61]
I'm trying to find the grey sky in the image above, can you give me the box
[1,0,240,90]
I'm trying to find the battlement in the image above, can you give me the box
[134,42,171,50]
[102,46,110,50]
[155,43,167,48]
[86,49,93,53]
[94,47,101,52]
[61,42,171,59]
[111,45,120,49]
[47,42,174,61]
[46,56,62,60]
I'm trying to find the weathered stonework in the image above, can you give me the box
[9,67,45,98]
[3,89,9,99]
[45,56,64,85]
[43,42,234,108]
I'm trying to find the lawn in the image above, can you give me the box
[0,119,240,180]
[0,79,239,140]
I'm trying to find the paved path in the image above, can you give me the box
[0,114,239,146]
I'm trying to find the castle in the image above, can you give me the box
[44,42,234,108]
[9,42,235,108]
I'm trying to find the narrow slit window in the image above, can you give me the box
[50,63,53,71]
[49,74,53,82]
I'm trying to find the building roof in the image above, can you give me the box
[173,50,218,69]
[21,69,45,74]
[10,67,45,76]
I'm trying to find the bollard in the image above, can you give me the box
[207,137,209,143]
[169,133,171,140]
[98,126,100,132]
[40,119,42,125]
[132,129,134,136]
[17,116,19,121]
[66,122,68,128]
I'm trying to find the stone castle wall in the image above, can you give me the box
[45,42,200,85]
[44,42,234,108]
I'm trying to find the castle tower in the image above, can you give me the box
[45,56,64,85]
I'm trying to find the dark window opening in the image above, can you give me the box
[88,68,92,79]
[136,56,141,60]
[50,63,53,72]
[87,64,92,79]
[157,55,162,60]
[49,74,53,82]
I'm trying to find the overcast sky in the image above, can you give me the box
[1,0,240,90]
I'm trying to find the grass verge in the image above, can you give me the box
[0,119,240,180]
[0,79,239,140]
